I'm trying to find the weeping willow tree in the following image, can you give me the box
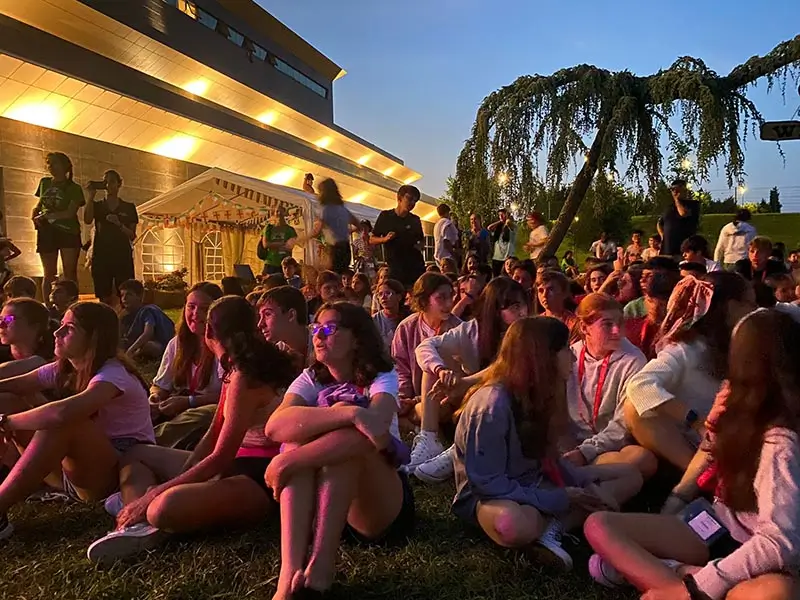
[453,36,800,255]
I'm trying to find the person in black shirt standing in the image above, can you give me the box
[657,179,700,257]
[84,170,138,305]
[371,185,425,288]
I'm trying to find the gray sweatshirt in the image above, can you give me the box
[565,338,646,462]
[452,384,585,522]
[695,428,800,599]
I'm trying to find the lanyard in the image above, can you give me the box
[188,363,203,395]
[577,346,611,432]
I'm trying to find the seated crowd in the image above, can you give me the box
[0,224,799,600]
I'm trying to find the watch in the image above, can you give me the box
[683,574,712,600]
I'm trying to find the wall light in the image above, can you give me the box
[314,136,332,149]
[422,210,439,222]
[267,167,297,186]
[403,176,418,185]
[151,134,197,160]
[4,101,63,129]
[257,110,278,126]
[183,79,210,95]
[357,154,371,165]
[383,167,396,177]
[349,192,367,204]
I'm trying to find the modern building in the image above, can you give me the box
[0,0,438,286]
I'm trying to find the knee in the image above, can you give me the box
[491,508,539,548]
[147,488,183,530]
[583,511,614,549]
[623,445,659,479]
[727,576,795,600]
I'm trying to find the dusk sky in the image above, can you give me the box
[261,1,800,210]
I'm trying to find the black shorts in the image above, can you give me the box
[227,456,272,493]
[91,254,135,299]
[36,225,82,254]
[343,471,415,546]
[331,241,352,275]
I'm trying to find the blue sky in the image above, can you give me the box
[260,0,800,210]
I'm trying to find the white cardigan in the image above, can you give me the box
[415,320,481,376]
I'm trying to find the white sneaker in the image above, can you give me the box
[86,523,165,565]
[406,431,444,471]
[0,514,13,541]
[530,519,573,571]
[414,444,455,484]
[103,492,123,518]
[588,553,625,587]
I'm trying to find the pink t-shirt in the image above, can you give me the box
[37,359,155,444]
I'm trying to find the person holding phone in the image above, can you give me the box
[584,307,800,600]
[84,170,138,305]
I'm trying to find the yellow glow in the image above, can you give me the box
[383,167,396,177]
[510,202,520,212]
[161,263,176,273]
[349,192,368,204]
[257,110,278,126]
[681,158,693,170]
[151,134,197,160]
[4,101,63,129]
[357,154,371,165]
[183,79,209,95]
[267,167,297,186]
[422,210,439,222]
[606,171,615,182]
[497,172,509,186]
[314,136,332,149]
[404,176,419,185]
[574,216,580,222]
[686,182,694,190]
[737,184,747,194]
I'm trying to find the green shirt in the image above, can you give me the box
[262,223,297,266]
[35,177,85,234]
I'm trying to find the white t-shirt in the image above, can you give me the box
[38,359,154,443]
[591,239,617,260]
[286,368,401,439]
[433,217,458,263]
[528,225,549,260]
[153,336,224,396]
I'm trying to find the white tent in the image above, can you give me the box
[135,167,380,283]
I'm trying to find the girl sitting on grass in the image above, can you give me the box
[0,298,54,377]
[452,317,642,571]
[585,307,800,600]
[264,302,414,599]
[0,302,152,540]
[86,296,295,564]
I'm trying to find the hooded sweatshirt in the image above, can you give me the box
[714,220,757,265]
[694,428,800,599]
[415,319,481,377]
[565,338,646,462]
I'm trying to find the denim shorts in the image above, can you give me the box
[61,437,148,501]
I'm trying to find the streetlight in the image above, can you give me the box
[735,184,747,203]
[497,172,509,186]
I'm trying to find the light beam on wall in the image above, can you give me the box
[267,167,297,185]
[151,134,197,160]
[183,79,210,95]
[4,101,63,128]
[257,110,278,125]
[314,136,332,149]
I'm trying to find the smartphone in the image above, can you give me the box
[680,498,730,546]
[89,180,107,190]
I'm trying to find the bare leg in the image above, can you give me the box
[581,463,644,508]
[584,511,709,591]
[594,445,659,480]
[118,445,189,504]
[147,476,273,532]
[624,402,696,470]
[419,370,440,434]
[273,467,315,600]
[475,499,546,547]
[59,248,80,287]
[727,573,798,600]
[39,252,58,305]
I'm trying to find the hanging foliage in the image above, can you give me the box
[453,36,800,255]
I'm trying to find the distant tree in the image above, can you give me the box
[704,195,739,214]
[769,186,782,213]
[453,36,800,255]
[757,199,771,213]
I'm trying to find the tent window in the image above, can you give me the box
[423,235,435,264]
[141,228,184,278]
[202,231,225,282]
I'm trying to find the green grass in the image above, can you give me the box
[0,483,638,600]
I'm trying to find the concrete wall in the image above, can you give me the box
[0,117,205,291]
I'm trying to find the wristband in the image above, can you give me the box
[188,395,197,409]
[683,574,712,600]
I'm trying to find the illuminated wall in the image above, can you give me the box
[0,116,205,288]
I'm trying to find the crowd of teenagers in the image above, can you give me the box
[0,171,798,599]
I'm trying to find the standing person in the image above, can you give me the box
[302,173,315,195]
[466,213,491,266]
[524,211,549,262]
[302,179,359,275]
[371,185,425,289]
[0,302,153,539]
[32,152,85,304]
[0,237,21,289]
[640,234,662,262]
[150,282,224,449]
[488,208,516,277]
[590,233,617,261]
[657,179,700,257]
[585,308,800,600]
[260,207,297,276]
[84,170,138,305]
[452,317,642,570]
[264,302,415,599]
[433,204,458,268]
[352,220,376,279]
[714,208,757,270]
[86,296,295,563]
[626,230,645,262]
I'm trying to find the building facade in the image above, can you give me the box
[0,0,437,287]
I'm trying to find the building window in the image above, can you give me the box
[201,231,225,281]
[423,236,435,264]
[176,0,197,19]
[252,43,268,62]
[270,54,328,98]
[141,228,185,278]
[196,6,218,30]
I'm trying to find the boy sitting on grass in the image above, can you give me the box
[119,279,175,360]
[48,279,78,322]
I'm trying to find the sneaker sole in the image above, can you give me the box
[87,529,165,565]
[413,467,452,484]
[526,542,573,572]
[588,554,622,588]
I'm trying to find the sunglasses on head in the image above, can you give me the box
[309,323,339,338]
